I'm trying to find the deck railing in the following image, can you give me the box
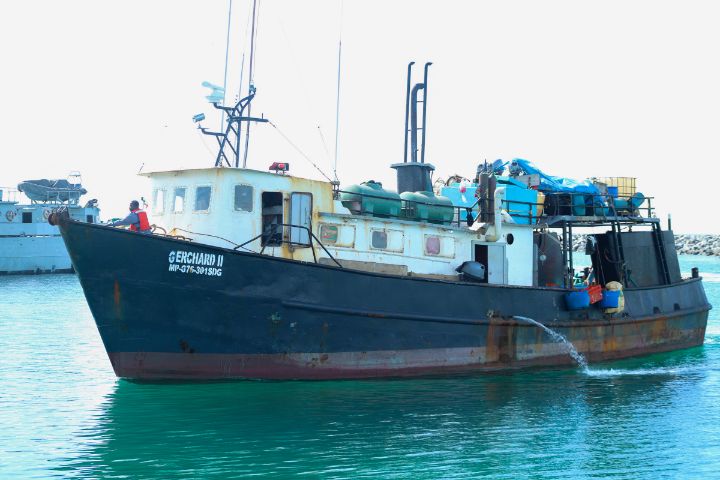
[235,223,343,268]
[501,191,655,225]
[335,188,655,227]
[336,189,478,228]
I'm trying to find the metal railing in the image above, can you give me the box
[336,187,654,227]
[0,187,20,203]
[235,223,343,268]
[337,189,477,228]
[499,191,655,226]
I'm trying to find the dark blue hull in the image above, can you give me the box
[59,219,710,380]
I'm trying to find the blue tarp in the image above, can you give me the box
[510,159,600,194]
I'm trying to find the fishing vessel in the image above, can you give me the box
[50,55,710,379]
[1,173,100,274]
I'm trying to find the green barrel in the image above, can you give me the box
[400,191,454,224]
[340,181,401,218]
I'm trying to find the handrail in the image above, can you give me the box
[337,187,655,227]
[337,188,474,227]
[501,191,656,225]
[234,222,343,268]
[540,191,654,218]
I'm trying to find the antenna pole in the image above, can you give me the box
[220,0,233,132]
[332,40,342,181]
[242,0,258,168]
[333,1,345,182]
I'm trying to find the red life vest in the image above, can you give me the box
[130,209,151,232]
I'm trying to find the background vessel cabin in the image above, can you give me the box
[0,174,100,274]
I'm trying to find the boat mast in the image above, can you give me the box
[220,0,233,131]
[333,39,342,183]
[242,0,259,168]
[333,1,344,183]
[195,0,267,169]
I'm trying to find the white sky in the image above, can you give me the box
[1,0,718,232]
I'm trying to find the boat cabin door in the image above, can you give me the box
[289,192,312,247]
[261,192,283,246]
[474,243,507,284]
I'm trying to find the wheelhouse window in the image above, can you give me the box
[370,229,404,252]
[320,224,338,244]
[371,230,387,249]
[234,185,253,212]
[424,234,455,258]
[425,236,441,255]
[173,187,186,213]
[261,192,283,247]
[194,186,212,212]
[22,211,32,223]
[153,189,165,214]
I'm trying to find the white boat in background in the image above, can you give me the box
[0,173,100,274]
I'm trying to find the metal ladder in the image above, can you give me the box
[651,222,671,285]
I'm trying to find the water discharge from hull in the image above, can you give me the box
[512,315,589,371]
[511,316,705,378]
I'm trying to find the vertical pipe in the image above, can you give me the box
[488,175,497,224]
[420,62,432,164]
[479,173,489,222]
[403,62,415,163]
[410,83,422,163]
[562,222,568,288]
[568,222,574,283]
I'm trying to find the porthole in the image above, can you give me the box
[506,233,514,245]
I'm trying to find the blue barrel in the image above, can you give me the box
[608,186,619,198]
[565,290,590,310]
[572,195,586,216]
[599,290,620,308]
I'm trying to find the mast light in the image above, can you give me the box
[269,162,289,174]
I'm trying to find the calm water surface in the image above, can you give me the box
[1,255,719,479]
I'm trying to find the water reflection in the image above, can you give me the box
[66,348,716,479]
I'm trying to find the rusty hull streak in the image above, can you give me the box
[113,280,121,314]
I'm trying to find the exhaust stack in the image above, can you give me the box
[392,61,434,194]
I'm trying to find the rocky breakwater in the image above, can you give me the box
[674,234,720,256]
[571,234,720,257]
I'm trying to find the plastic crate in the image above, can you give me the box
[587,284,603,304]
[595,177,636,197]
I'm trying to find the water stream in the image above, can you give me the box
[512,315,589,370]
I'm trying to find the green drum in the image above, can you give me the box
[400,191,454,224]
[340,181,402,218]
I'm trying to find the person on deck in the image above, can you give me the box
[109,200,152,234]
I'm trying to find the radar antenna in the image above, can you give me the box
[194,85,269,168]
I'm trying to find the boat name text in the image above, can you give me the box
[168,250,224,277]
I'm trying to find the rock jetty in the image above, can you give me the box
[570,234,720,257]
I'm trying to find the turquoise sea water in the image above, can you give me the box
[1,255,719,479]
